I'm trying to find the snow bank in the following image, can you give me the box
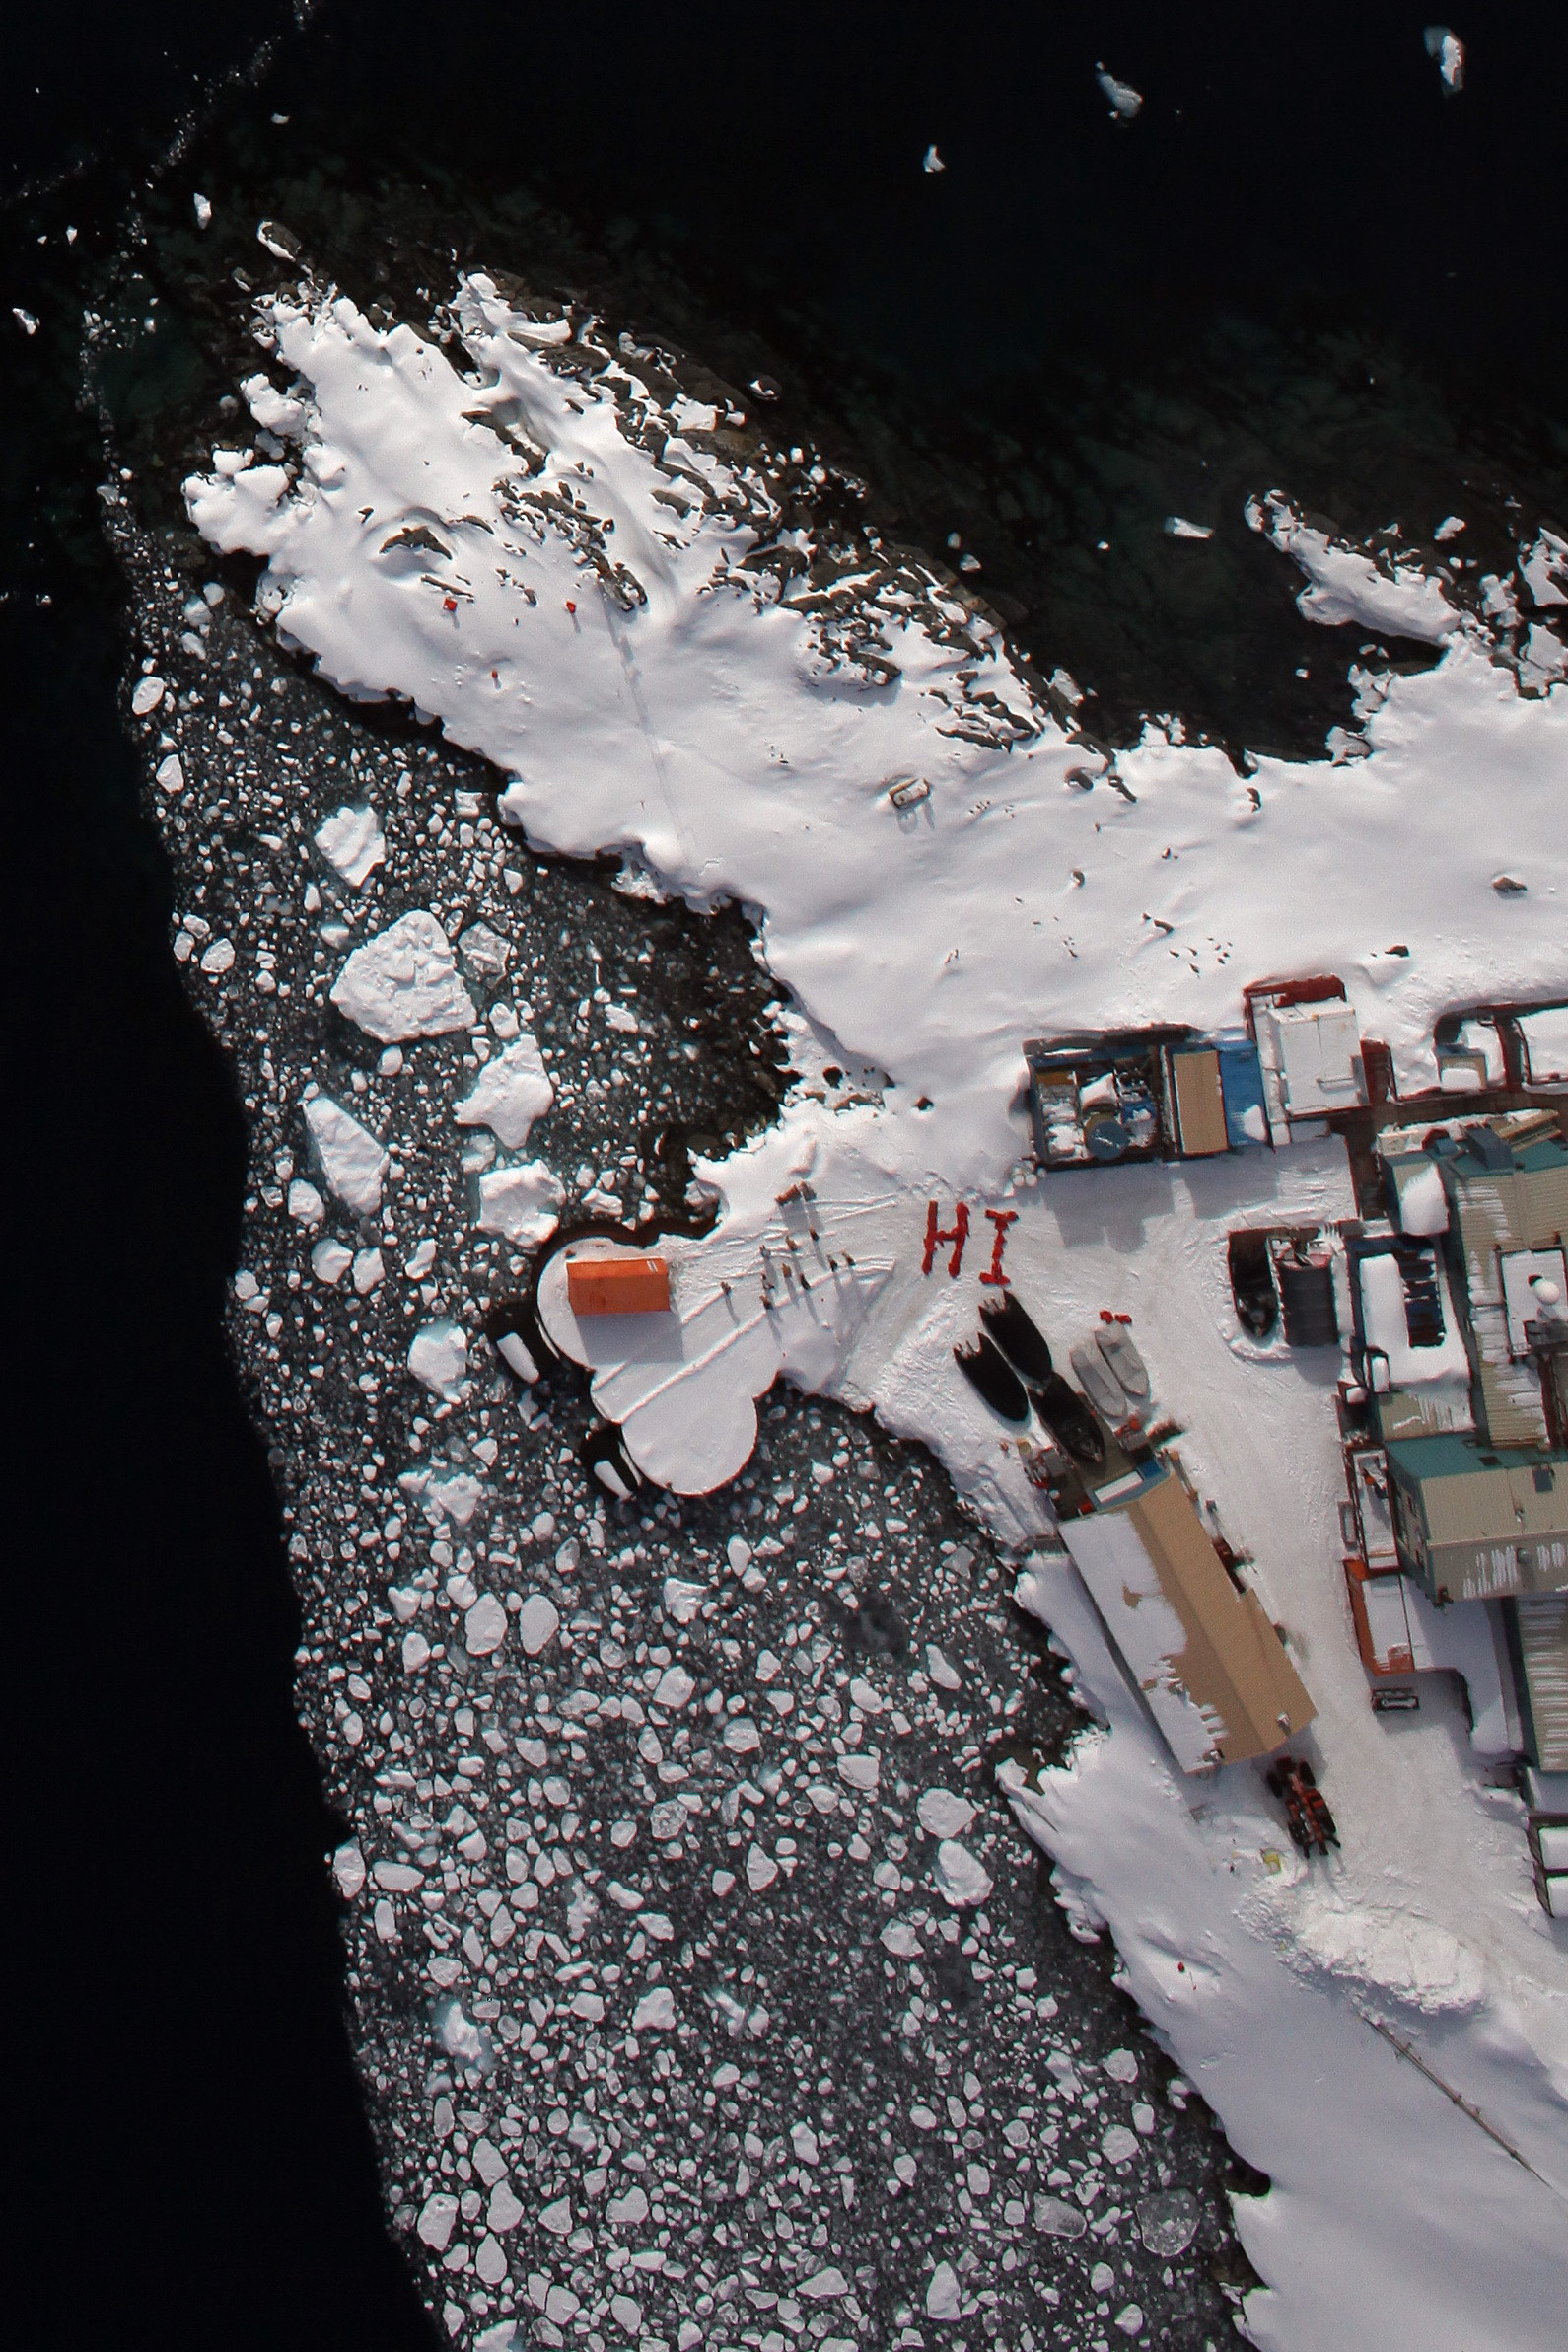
[1393,1156,1449,1235]
[1358,1250,1471,1390]
[1519,1003,1568,1082]
[1518,530,1566,609]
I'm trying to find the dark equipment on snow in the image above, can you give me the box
[1034,1370,1106,1467]
[955,1332,1032,1425]
[979,1290,1054,1388]
[1278,1250,1338,1348]
[1266,1755,1340,1855]
[580,1420,646,1501]
[1228,1230,1278,1340]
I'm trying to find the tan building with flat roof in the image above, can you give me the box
[1386,1436,1568,1604]
[1061,1467,1315,1772]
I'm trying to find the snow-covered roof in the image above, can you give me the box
[1061,1467,1316,1770]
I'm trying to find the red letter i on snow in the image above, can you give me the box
[978,1208,1017,1288]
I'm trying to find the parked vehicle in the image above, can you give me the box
[1266,1755,1340,1854]
[1071,1339,1130,1425]
[1034,1370,1107,1467]
[955,1332,1032,1425]
[979,1290,1054,1388]
[1229,1230,1278,1339]
[1096,1318,1150,1403]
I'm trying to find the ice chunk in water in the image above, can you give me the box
[1096,62,1144,119]
[431,1994,496,2076]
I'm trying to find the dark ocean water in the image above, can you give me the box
[4,6,1564,2347]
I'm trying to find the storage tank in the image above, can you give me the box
[1279,1252,1338,1347]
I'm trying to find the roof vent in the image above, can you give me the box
[1462,1127,1514,1172]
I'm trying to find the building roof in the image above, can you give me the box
[1061,1466,1315,1771]
[1169,1047,1230,1157]
[1254,999,1365,1118]
[1386,1437,1567,1544]
[1442,1135,1568,1306]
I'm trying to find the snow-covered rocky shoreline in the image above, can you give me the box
[109,250,1567,2350]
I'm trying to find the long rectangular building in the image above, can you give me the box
[1061,1466,1315,1772]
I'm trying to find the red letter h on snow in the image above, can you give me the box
[923,1200,970,1277]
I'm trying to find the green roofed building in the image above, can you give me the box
[1385,1434,1568,1605]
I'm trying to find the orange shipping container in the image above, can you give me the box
[567,1255,672,1317]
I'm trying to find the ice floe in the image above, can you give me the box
[1423,24,1465,90]
[1248,491,1460,642]
[1095,63,1143,120]
[330,909,477,1041]
[407,1318,467,1395]
[314,801,386,888]
[474,1159,563,1245]
[311,1236,352,1286]
[303,1093,388,1215]
[455,1032,554,1149]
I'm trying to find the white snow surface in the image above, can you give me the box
[189,289,1565,1144]
[187,275,1568,2351]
